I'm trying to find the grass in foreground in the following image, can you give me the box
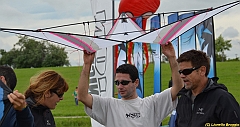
[14,61,240,127]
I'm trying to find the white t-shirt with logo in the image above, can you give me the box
[85,88,177,127]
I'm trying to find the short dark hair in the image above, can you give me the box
[0,65,17,90]
[116,64,139,81]
[177,50,210,76]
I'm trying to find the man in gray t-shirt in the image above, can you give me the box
[78,42,184,127]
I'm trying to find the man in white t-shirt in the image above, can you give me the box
[78,42,184,127]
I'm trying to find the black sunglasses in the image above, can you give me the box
[178,66,201,75]
[52,91,64,98]
[114,80,134,86]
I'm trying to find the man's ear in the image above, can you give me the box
[199,66,206,76]
[0,76,7,85]
[134,79,139,87]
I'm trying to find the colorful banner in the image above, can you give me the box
[196,17,216,78]
[117,43,127,99]
[178,13,196,54]
[133,16,144,98]
[117,44,127,67]
[90,0,114,126]
[150,15,161,94]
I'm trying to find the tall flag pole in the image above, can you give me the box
[211,17,217,77]
[112,0,115,96]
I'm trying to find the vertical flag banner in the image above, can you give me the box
[196,17,216,77]
[117,43,127,99]
[90,0,114,126]
[168,13,179,58]
[179,13,196,54]
[133,17,144,98]
[117,44,127,67]
[150,15,161,94]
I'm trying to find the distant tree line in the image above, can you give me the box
[0,36,70,68]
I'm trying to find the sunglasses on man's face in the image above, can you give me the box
[52,91,64,98]
[178,66,201,75]
[114,80,134,86]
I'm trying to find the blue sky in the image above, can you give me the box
[0,0,239,66]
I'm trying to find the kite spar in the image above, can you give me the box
[0,1,239,52]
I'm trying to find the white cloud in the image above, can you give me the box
[222,27,239,38]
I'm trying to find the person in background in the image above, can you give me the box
[24,70,69,127]
[72,87,78,106]
[175,49,240,127]
[0,65,34,127]
[78,42,184,127]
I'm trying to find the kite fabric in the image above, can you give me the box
[130,1,240,44]
[0,1,239,53]
[0,80,12,126]
[0,29,123,53]
[106,13,146,41]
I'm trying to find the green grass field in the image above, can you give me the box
[14,61,240,127]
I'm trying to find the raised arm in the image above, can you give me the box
[78,51,95,109]
[161,42,184,101]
